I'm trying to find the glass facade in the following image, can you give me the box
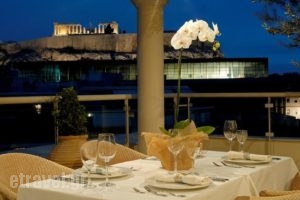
[164,58,268,80]
[14,58,268,83]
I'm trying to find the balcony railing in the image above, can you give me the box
[1,92,300,148]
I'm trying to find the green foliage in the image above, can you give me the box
[52,87,88,136]
[253,0,300,49]
[197,126,215,134]
[160,119,215,137]
[253,0,300,65]
[174,118,190,129]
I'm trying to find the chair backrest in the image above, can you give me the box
[235,192,300,200]
[0,153,73,200]
[80,140,148,166]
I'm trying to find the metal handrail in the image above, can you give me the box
[1,92,300,149]
[2,92,300,105]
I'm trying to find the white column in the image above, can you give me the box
[131,0,168,153]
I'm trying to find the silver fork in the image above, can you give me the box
[221,161,255,168]
[133,187,146,194]
[144,185,168,197]
[221,161,242,168]
[144,186,186,197]
[167,191,186,198]
[212,162,222,167]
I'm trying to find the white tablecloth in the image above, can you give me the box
[16,151,298,200]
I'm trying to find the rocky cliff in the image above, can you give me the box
[0,33,223,65]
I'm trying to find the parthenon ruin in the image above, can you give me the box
[53,21,119,36]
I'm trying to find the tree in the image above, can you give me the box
[252,0,300,65]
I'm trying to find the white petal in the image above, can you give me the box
[171,32,193,49]
[194,20,209,32]
[212,23,220,35]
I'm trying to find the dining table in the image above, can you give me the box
[16,150,298,200]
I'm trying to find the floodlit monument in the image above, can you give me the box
[53,21,119,36]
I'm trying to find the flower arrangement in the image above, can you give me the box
[143,19,221,170]
[161,19,221,136]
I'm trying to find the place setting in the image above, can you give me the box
[222,120,272,166]
[223,151,272,165]
[144,172,213,190]
[73,133,134,192]
[142,135,213,192]
[73,165,133,179]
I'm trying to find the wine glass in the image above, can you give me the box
[223,120,237,151]
[167,130,184,175]
[80,143,97,189]
[185,140,201,173]
[237,129,248,152]
[97,133,117,189]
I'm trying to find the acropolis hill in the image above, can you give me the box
[0,33,222,64]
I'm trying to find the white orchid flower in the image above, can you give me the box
[170,18,221,125]
[171,32,193,49]
[206,29,216,42]
[198,28,216,42]
[193,19,209,33]
[185,20,199,40]
[177,20,193,36]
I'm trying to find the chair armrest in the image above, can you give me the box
[260,190,300,197]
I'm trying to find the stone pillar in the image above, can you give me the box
[131,0,168,153]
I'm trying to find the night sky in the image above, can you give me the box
[0,0,299,74]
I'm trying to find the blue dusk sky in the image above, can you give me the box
[0,0,299,75]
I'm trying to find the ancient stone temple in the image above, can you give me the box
[53,21,119,36]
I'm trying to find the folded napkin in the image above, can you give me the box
[96,166,120,175]
[228,151,270,161]
[81,165,97,173]
[182,175,211,185]
[155,173,210,185]
[155,173,183,183]
[81,165,120,175]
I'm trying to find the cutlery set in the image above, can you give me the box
[213,161,255,168]
[52,175,87,184]
[133,186,186,197]
[209,177,229,182]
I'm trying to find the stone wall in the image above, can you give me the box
[3,34,138,53]
[0,33,222,62]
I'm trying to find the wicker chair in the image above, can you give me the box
[235,193,300,200]
[235,172,300,200]
[80,140,148,166]
[0,152,73,200]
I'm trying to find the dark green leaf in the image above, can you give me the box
[159,127,172,136]
[197,126,215,135]
[174,119,190,129]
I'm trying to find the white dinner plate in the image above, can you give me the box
[224,156,272,165]
[73,166,132,179]
[144,176,212,190]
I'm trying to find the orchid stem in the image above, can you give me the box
[175,48,183,124]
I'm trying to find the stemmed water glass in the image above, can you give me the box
[167,129,184,175]
[97,133,117,189]
[185,141,201,173]
[80,143,97,189]
[237,129,248,152]
[223,120,238,151]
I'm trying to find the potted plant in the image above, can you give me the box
[48,86,88,169]
[52,86,88,136]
